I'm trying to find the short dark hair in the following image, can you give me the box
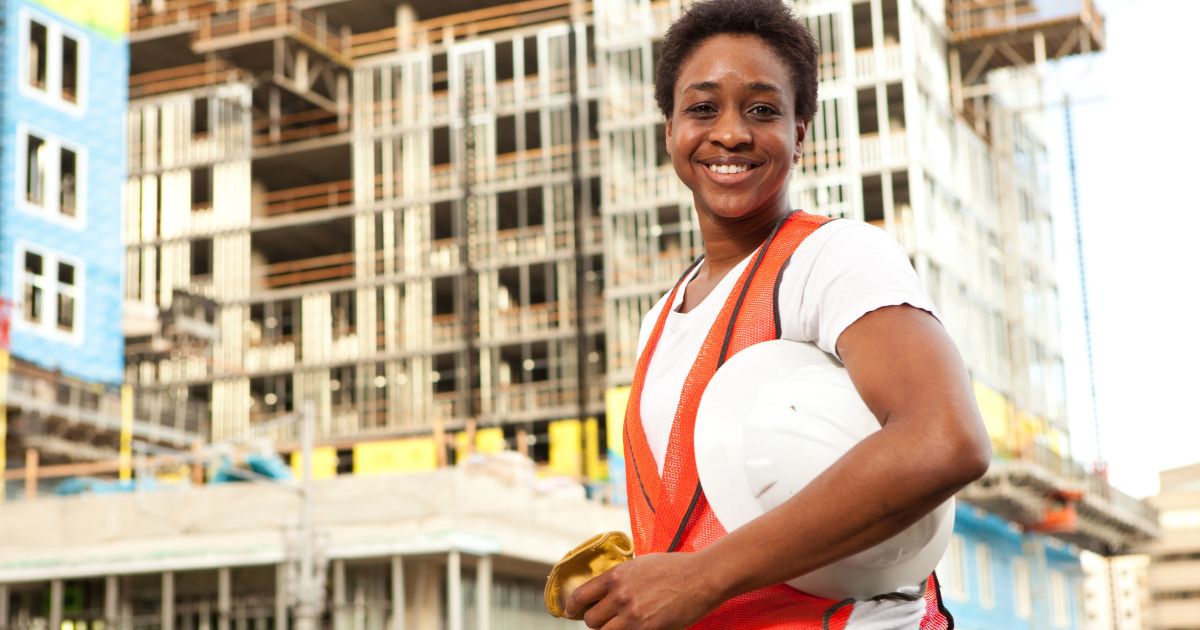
[653,0,819,122]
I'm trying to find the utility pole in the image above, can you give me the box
[289,402,326,629]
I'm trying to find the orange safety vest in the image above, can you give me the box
[623,211,954,629]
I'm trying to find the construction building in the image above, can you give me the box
[0,0,211,503]
[1082,552,1151,630]
[0,0,1164,627]
[1146,462,1200,629]
[0,465,622,628]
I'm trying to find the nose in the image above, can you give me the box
[709,110,751,150]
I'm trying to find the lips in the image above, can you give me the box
[698,158,762,184]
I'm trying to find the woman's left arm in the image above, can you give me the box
[566,304,991,629]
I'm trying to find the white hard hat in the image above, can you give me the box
[694,339,954,601]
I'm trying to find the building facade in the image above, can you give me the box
[1147,463,1200,629]
[0,0,127,384]
[1082,552,1150,630]
[0,0,209,501]
[0,467,620,629]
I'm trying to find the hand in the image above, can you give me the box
[564,552,724,630]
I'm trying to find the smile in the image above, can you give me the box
[707,163,756,174]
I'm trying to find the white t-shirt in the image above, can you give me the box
[632,218,941,625]
[635,218,940,476]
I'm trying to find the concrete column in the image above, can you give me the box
[446,551,462,630]
[218,567,232,630]
[332,559,347,630]
[105,575,119,628]
[49,579,63,630]
[24,449,38,500]
[199,601,212,630]
[162,571,176,630]
[390,556,405,630]
[476,556,492,630]
[275,563,289,630]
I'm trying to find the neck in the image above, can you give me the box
[695,206,790,276]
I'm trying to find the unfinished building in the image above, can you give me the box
[121,0,1155,528]
[123,0,607,477]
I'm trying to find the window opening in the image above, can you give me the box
[61,35,79,103]
[23,252,45,324]
[192,166,213,211]
[60,146,77,217]
[28,20,48,90]
[57,261,77,332]
[25,134,47,206]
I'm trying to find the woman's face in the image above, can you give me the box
[666,34,805,222]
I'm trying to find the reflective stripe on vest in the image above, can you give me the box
[623,211,954,630]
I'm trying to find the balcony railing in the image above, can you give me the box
[252,108,343,147]
[859,131,909,171]
[128,59,250,100]
[854,45,903,81]
[195,1,349,64]
[256,252,356,290]
[6,363,209,446]
[348,0,577,59]
[129,0,217,32]
[946,0,1102,41]
[262,179,354,216]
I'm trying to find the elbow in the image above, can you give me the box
[948,417,991,486]
[928,413,991,489]
[958,432,992,483]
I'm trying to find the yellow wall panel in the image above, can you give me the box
[290,447,339,481]
[34,0,128,38]
[972,380,1011,450]
[549,419,583,477]
[477,427,506,454]
[354,439,437,475]
[605,386,630,454]
[584,417,607,481]
[454,427,508,463]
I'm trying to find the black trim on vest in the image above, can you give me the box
[822,598,857,630]
[625,423,655,513]
[668,213,789,553]
[716,212,791,366]
[666,484,703,553]
[628,255,705,518]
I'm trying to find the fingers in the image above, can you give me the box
[583,591,624,629]
[564,572,610,620]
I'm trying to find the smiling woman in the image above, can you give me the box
[559,0,991,629]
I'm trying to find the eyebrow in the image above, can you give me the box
[684,81,783,95]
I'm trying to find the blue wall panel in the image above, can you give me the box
[0,0,126,384]
[945,504,1086,630]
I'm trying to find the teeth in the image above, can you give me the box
[708,163,751,174]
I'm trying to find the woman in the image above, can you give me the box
[564,0,991,628]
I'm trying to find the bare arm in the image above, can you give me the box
[567,305,990,628]
[694,304,991,602]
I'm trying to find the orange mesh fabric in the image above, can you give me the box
[624,211,954,629]
[920,574,954,630]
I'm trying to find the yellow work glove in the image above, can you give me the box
[544,531,634,619]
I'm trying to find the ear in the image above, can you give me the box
[794,119,808,154]
[665,116,674,156]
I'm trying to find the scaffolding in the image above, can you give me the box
[125,0,605,476]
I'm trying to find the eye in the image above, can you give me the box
[749,104,782,117]
[685,103,717,117]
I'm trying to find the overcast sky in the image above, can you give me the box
[1046,0,1199,498]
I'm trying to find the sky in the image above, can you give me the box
[1045,0,1199,498]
